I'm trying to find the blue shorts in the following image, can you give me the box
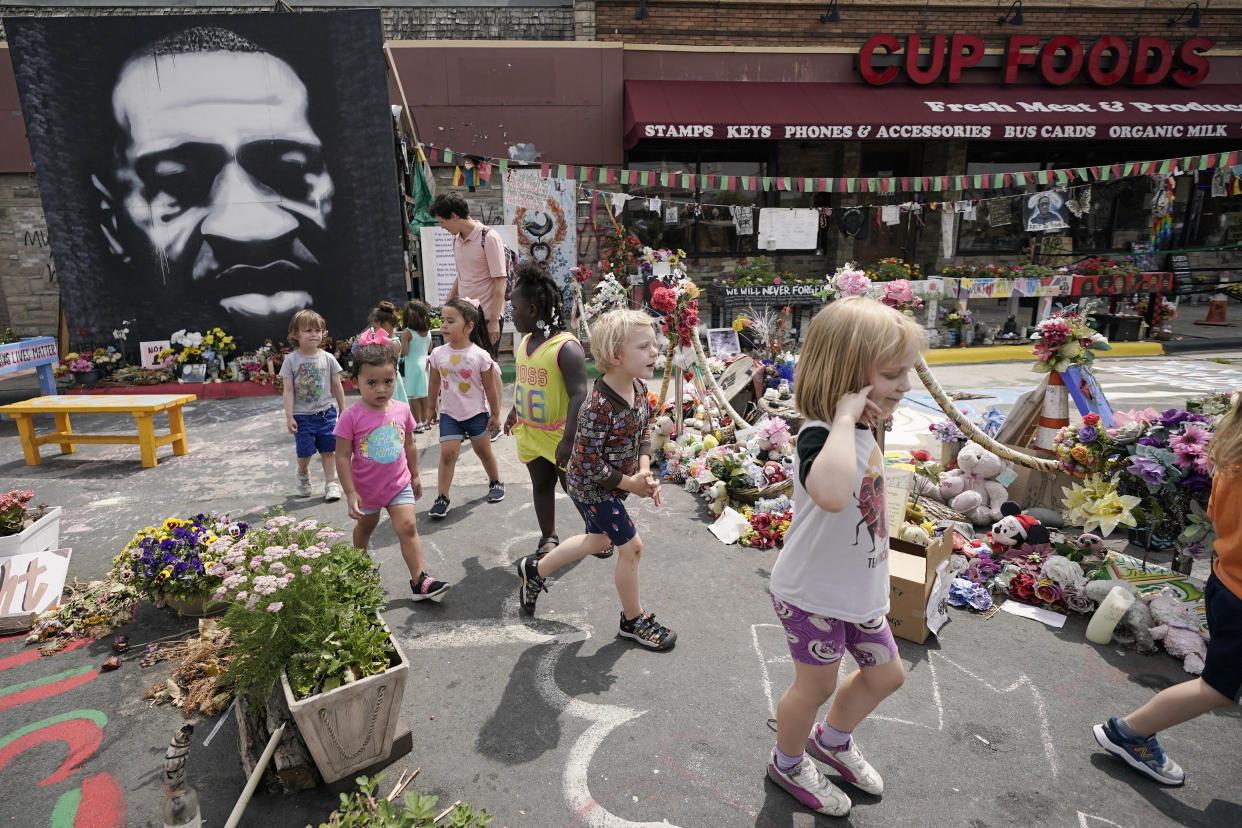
[439,411,490,443]
[1202,571,1242,703]
[359,484,417,515]
[294,407,337,458]
[574,496,638,548]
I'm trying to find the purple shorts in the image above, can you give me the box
[771,595,899,668]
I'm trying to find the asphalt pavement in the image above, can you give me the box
[1,352,1242,827]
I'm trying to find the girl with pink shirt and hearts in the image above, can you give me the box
[425,297,505,519]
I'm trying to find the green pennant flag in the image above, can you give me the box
[762,177,773,191]
[598,167,608,183]
[1158,159,1172,175]
[914,177,923,192]
[866,178,877,192]
[825,178,834,191]
[660,172,670,186]
[803,177,813,192]
[1198,154,1211,170]
[556,164,567,178]
[846,178,856,193]
[444,149,454,163]
[1076,167,1089,181]
[971,174,982,189]
[783,177,793,190]
[579,166,589,181]
[499,159,509,175]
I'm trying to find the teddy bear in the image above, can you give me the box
[917,442,1011,526]
[649,415,675,453]
[1145,587,1209,675]
[990,501,1051,550]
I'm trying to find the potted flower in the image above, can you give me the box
[937,307,973,346]
[171,329,208,382]
[66,355,101,387]
[864,257,922,282]
[212,514,408,784]
[111,513,245,614]
[0,489,61,559]
[201,327,237,379]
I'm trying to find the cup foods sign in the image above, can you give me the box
[857,34,1212,87]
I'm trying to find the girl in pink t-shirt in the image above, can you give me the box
[425,297,505,519]
[334,339,449,601]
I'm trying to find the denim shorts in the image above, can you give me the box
[293,407,337,458]
[359,484,417,515]
[439,411,490,443]
[574,496,638,548]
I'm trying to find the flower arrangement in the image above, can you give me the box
[67,356,95,373]
[599,229,643,279]
[878,279,924,316]
[651,278,701,355]
[864,257,921,282]
[1,489,49,537]
[940,263,1010,279]
[731,313,754,333]
[1062,474,1143,537]
[570,265,593,285]
[202,327,237,361]
[1135,294,1177,328]
[91,347,125,372]
[1070,256,1140,277]
[641,247,687,271]
[738,497,794,549]
[1051,413,1125,477]
[718,256,803,287]
[832,263,871,297]
[582,273,631,322]
[112,513,247,603]
[213,514,396,701]
[1030,310,1109,373]
[928,419,967,443]
[0,327,19,344]
[937,307,973,330]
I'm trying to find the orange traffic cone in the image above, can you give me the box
[1195,294,1232,326]
[1033,370,1070,452]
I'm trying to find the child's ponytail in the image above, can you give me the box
[444,297,493,353]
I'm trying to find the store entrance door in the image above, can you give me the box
[850,146,921,265]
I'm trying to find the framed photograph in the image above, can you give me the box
[181,363,207,384]
[1060,364,1114,427]
[707,327,741,358]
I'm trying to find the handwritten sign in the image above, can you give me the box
[757,208,819,250]
[419,225,519,308]
[140,340,170,369]
[503,169,552,211]
[0,547,71,615]
[713,283,822,300]
[1071,272,1174,297]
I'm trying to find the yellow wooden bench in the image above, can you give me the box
[0,394,196,468]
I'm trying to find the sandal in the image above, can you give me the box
[535,536,559,559]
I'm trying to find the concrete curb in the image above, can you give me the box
[1162,336,1242,354]
[923,341,1164,365]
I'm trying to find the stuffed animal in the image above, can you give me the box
[706,480,728,517]
[918,443,1011,525]
[650,415,675,453]
[990,501,1051,549]
[762,461,786,485]
[1145,587,1208,675]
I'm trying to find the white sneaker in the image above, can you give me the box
[766,755,851,817]
[806,733,884,795]
[296,472,312,497]
[324,481,343,502]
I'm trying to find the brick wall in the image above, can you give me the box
[0,173,58,336]
[597,1,1242,49]
[0,5,577,42]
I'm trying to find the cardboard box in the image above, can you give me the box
[1001,442,1078,515]
[887,533,953,644]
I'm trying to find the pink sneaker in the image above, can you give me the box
[766,755,851,816]
[806,733,884,795]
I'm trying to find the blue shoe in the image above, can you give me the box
[1092,717,1185,786]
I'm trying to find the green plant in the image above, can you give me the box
[720,256,800,287]
[214,514,394,702]
[0,327,19,344]
[864,257,921,282]
[319,774,494,828]
[111,513,243,603]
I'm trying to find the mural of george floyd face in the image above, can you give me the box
[7,11,404,350]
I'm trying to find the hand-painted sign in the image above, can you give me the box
[0,337,57,372]
[1071,272,1174,297]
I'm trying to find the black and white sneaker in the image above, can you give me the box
[410,573,450,602]
[514,555,547,615]
[428,494,450,519]
[487,480,506,503]
[618,611,677,651]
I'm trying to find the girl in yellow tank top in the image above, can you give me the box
[503,263,592,559]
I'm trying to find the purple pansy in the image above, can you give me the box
[1127,456,1166,486]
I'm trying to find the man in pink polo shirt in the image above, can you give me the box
[432,192,507,355]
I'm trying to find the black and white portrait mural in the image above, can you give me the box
[5,11,404,348]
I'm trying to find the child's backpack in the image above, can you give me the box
[480,226,519,301]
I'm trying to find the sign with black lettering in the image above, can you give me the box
[1170,254,1192,286]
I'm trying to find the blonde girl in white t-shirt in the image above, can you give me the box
[766,296,926,817]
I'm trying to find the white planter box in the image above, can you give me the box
[0,506,62,559]
[281,617,408,783]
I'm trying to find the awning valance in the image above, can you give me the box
[624,79,1242,148]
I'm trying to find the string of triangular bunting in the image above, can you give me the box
[423,144,1240,195]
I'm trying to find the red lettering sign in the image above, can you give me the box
[857,33,1212,87]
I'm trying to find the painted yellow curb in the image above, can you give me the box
[923,341,1164,365]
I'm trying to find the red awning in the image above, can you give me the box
[624,79,1242,147]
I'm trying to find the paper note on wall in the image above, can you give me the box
[757,208,818,250]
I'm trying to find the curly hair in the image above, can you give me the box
[350,343,398,379]
[513,261,563,333]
